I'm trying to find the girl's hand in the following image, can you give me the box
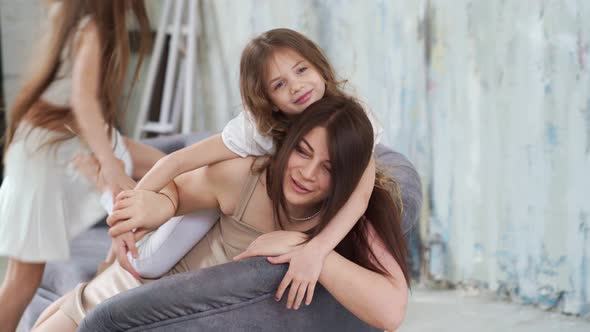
[107,189,175,237]
[232,231,308,261]
[233,231,326,309]
[268,242,329,310]
[111,232,141,279]
[100,158,136,199]
[71,153,106,191]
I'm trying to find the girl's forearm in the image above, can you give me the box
[159,180,180,214]
[319,249,407,331]
[309,157,375,253]
[122,138,166,180]
[74,99,119,166]
[135,133,239,192]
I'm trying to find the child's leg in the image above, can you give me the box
[129,209,220,279]
[0,258,45,332]
[31,307,77,332]
[32,292,72,329]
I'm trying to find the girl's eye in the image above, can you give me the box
[297,67,308,74]
[323,165,332,174]
[274,81,284,90]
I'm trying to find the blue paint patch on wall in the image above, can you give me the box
[583,98,590,154]
[544,83,552,95]
[545,123,559,146]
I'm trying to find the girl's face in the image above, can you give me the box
[283,126,332,210]
[265,48,326,116]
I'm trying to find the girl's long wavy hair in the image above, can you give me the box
[239,28,348,144]
[264,96,409,285]
[4,0,151,159]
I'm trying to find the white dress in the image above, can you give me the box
[0,123,132,262]
[0,13,132,262]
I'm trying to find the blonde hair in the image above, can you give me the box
[4,0,151,158]
[239,28,347,143]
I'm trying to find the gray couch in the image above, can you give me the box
[22,133,422,331]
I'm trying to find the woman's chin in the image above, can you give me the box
[284,192,312,208]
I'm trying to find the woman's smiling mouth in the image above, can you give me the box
[291,176,311,194]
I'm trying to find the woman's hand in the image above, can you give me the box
[107,189,175,237]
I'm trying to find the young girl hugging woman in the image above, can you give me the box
[109,28,384,310]
[34,96,409,332]
[0,1,151,331]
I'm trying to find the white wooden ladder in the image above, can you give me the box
[133,0,199,139]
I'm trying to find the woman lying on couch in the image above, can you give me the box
[33,96,410,332]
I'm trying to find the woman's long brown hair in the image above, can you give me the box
[265,96,410,285]
[4,0,151,159]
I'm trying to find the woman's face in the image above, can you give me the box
[264,48,326,117]
[283,126,332,209]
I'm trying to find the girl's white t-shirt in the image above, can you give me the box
[222,108,384,158]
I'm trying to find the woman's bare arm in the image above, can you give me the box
[317,224,408,331]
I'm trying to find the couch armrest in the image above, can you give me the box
[375,144,423,235]
[79,257,379,332]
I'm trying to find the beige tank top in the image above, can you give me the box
[168,162,267,275]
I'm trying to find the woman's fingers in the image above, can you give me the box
[267,253,291,265]
[305,282,316,306]
[275,273,292,302]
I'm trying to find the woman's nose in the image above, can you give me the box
[300,162,317,181]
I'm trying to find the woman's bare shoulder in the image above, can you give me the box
[204,156,260,214]
[206,156,258,188]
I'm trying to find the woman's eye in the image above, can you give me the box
[297,67,308,74]
[295,145,309,157]
[323,165,332,174]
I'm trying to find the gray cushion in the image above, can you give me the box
[79,258,379,332]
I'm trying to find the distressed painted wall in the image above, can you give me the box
[423,0,590,316]
[1,0,589,317]
[190,0,590,316]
